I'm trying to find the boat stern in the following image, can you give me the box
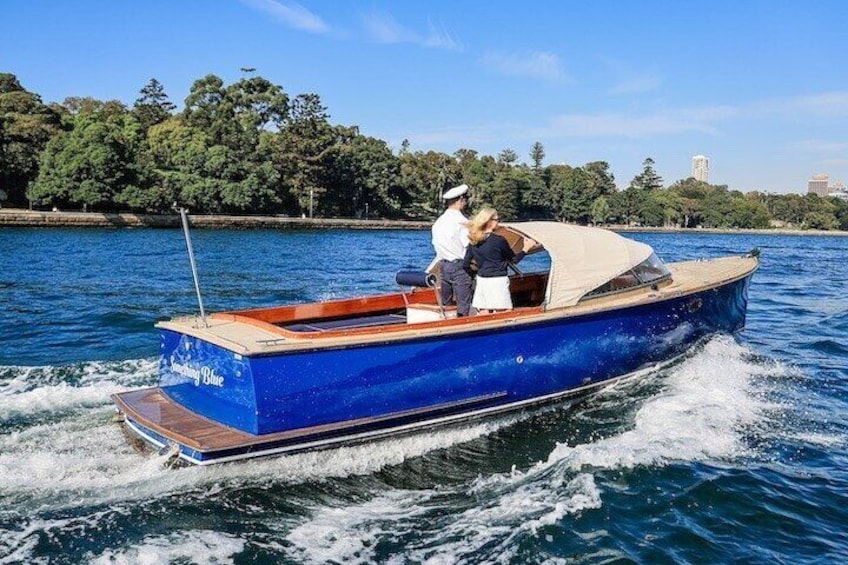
[156,328,260,434]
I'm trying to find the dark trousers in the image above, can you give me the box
[440,260,473,316]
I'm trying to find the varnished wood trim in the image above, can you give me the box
[114,387,507,453]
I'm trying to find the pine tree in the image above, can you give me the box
[530,141,545,171]
[629,157,663,190]
[133,78,176,132]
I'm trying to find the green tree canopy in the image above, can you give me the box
[0,73,62,205]
[9,67,848,230]
[28,102,144,211]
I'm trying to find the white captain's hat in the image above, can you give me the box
[442,184,469,200]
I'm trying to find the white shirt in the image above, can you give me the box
[431,208,469,261]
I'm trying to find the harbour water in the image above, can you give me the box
[1,227,847,563]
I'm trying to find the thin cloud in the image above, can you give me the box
[393,90,848,153]
[406,125,508,146]
[482,50,566,82]
[600,57,662,95]
[755,91,848,118]
[361,11,460,50]
[422,20,460,50]
[362,11,412,43]
[540,107,736,139]
[241,0,330,34]
[392,107,729,151]
[607,74,662,95]
[795,139,848,153]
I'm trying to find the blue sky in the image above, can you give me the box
[3,0,847,194]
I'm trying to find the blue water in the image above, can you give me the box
[1,227,847,564]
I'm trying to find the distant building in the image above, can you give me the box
[691,155,709,182]
[830,182,848,201]
[805,175,848,199]
[830,189,848,202]
[807,174,830,196]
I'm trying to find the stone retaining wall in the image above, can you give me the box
[0,209,430,230]
[1,208,845,236]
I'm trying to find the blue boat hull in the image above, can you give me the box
[138,273,751,463]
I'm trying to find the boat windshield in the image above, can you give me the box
[581,252,671,300]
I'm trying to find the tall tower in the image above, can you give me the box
[807,174,830,196]
[691,155,709,182]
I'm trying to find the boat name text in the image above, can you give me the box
[171,361,225,387]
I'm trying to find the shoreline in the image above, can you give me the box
[1,208,846,236]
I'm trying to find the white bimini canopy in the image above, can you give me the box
[503,222,655,309]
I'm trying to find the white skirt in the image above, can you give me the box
[472,276,513,310]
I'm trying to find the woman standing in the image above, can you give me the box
[463,208,536,313]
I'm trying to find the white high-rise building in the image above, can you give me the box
[807,174,830,196]
[691,155,709,182]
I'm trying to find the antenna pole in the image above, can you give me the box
[179,208,208,327]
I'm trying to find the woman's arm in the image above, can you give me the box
[462,244,474,273]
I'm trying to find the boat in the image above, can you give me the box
[112,221,758,465]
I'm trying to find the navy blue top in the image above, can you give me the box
[463,233,526,278]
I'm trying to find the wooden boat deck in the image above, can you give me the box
[113,387,507,454]
[155,255,758,357]
[113,388,255,450]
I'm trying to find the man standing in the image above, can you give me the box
[431,183,473,316]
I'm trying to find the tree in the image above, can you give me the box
[182,75,232,147]
[518,171,550,219]
[398,149,461,218]
[770,193,806,226]
[28,102,145,211]
[175,73,288,213]
[651,188,684,227]
[803,211,839,230]
[320,130,405,218]
[583,161,617,199]
[629,157,663,190]
[272,93,336,216]
[62,97,127,119]
[497,148,518,166]
[729,197,771,228]
[0,73,62,205]
[553,166,593,223]
[543,162,616,224]
[830,197,848,230]
[137,116,206,211]
[133,78,176,132]
[668,177,711,227]
[348,134,405,218]
[183,73,287,154]
[529,141,545,171]
[591,196,610,225]
[610,186,646,225]
[456,150,497,210]
[488,168,527,219]
[638,191,666,226]
[700,185,734,228]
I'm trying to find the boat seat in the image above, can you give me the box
[406,303,457,324]
[396,269,448,320]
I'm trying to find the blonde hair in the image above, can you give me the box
[467,208,498,244]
